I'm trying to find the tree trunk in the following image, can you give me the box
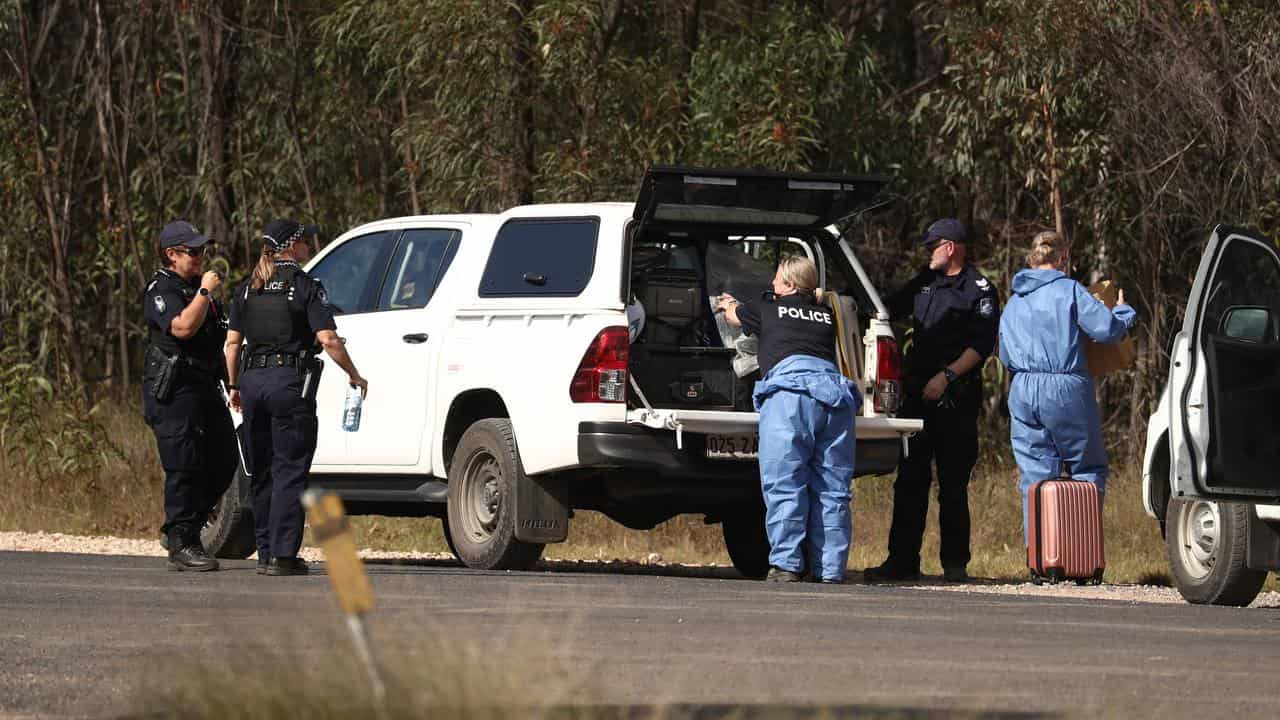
[194,0,241,246]
[1041,82,1066,238]
[507,0,537,207]
[399,86,421,215]
[677,0,703,123]
[11,2,88,389]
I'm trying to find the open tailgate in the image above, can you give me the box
[626,407,921,446]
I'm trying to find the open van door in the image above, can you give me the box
[1169,225,1280,502]
[633,166,890,232]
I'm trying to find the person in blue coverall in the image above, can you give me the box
[998,231,1136,543]
[715,256,861,583]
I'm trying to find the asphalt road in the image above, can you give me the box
[3,551,1280,719]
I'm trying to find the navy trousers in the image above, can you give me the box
[886,379,981,573]
[240,366,318,559]
[142,376,236,542]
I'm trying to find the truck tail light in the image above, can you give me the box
[874,336,902,414]
[570,327,629,403]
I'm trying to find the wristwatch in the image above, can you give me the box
[198,287,210,297]
[942,367,958,383]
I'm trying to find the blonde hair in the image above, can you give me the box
[250,245,276,290]
[777,255,825,304]
[1027,230,1067,268]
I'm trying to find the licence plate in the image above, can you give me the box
[706,434,759,460]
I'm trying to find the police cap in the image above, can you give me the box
[159,220,211,249]
[262,219,321,253]
[919,218,968,246]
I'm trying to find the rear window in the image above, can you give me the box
[479,218,599,297]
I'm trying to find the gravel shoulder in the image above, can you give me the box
[4,529,1279,608]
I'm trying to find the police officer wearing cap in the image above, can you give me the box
[865,218,999,584]
[224,219,368,576]
[143,220,237,571]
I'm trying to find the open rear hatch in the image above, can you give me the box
[633,165,891,232]
[625,166,917,460]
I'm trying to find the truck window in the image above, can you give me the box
[479,218,599,297]
[309,230,396,315]
[376,228,459,310]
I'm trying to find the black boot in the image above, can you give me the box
[167,528,219,572]
[265,557,309,576]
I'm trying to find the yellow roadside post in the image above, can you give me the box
[302,489,388,714]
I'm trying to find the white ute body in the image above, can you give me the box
[212,167,923,575]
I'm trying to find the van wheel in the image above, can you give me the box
[201,463,256,559]
[721,503,770,580]
[1166,498,1266,606]
[446,419,544,570]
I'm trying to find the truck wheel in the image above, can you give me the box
[201,463,256,559]
[1166,498,1266,606]
[721,503,770,580]
[440,515,462,563]
[446,419,545,570]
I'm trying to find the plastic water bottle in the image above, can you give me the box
[342,384,363,432]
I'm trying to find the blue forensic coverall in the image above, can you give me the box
[754,355,861,580]
[998,269,1136,541]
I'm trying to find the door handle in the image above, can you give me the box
[402,333,429,344]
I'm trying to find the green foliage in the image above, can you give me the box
[2,0,1279,451]
[686,3,884,172]
[0,363,121,480]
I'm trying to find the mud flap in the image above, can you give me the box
[1246,511,1280,571]
[514,473,569,543]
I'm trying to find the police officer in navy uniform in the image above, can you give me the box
[224,219,367,576]
[865,218,1000,584]
[143,220,237,571]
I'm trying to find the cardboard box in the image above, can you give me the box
[1083,280,1136,377]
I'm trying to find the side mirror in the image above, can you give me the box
[1220,306,1274,342]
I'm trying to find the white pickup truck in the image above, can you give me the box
[1142,225,1280,605]
[202,167,922,577]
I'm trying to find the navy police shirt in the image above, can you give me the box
[143,269,227,364]
[887,264,1000,384]
[229,261,337,356]
[736,294,837,376]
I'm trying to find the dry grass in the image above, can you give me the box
[129,624,1035,720]
[132,625,584,720]
[0,400,1229,586]
[0,402,162,538]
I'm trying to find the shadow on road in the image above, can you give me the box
[362,556,1042,587]
[364,555,746,581]
[534,704,1055,719]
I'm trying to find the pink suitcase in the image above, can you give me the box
[1026,479,1105,585]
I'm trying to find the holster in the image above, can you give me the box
[145,346,180,403]
[299,352,324,402]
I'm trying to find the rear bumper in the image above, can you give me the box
[577,422,901,478]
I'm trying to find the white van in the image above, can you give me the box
[1142,225,1280,605]
[203,167,922,577]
